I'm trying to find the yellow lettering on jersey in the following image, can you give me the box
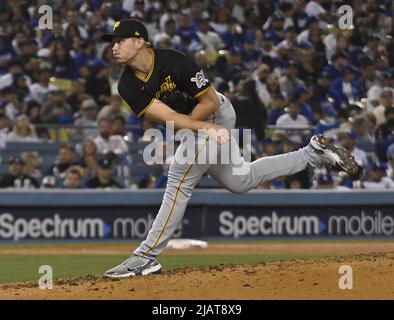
[155,75,177,99]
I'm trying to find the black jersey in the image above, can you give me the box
[117,48,212,118]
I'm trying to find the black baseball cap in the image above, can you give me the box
[9,156,24,165]
[100,19,149,42]
[98,155,113,170]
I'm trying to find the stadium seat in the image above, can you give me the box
[0,163,8,175]
[49,77,73,94]
[127,141,151,153]
[3,142,62,152]
[128,163,163,177]
[196,175,222,188]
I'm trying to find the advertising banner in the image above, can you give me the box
[0,205,393,241]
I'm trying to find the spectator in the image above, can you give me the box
[48,144,77,179]
[85,60,111,107]
[296,42,322,84]
[209,6,229,34]
[196,17,225,53]
[73,40,99,78]
[219,17,244,52]
[26,100,48,139]
[337,131,369,169]
[267,93,286,125]
[73,98,98,140]
[62,168,84,189]
[94,117,128,157]
[21,151,42,180]
[0,110,9,148]
[67,79,86,115]
[257,72,281,109]
[372,88,394,125]
[0,58,23,91]
[284,169,311,189]
[252,64,271,104]
[232,79,267,141]
[6,113,40,142]
[305,0,330,22]
[41,89,73,124]
[362,33,382,62]
[362,163,394,189]
[153,18,181,49]
[63,10,88,39]
[264,13,285,45]
[310,71,331,107]
[375,107,394,162]
[313,171,350,190]
[1,86,26,121]
[77,137,98,180]
[51,40,78,79]
[293,85,314,124]
[0,32,15,73]
[97,94,129,121]
[111,115,127,137]
[154,34,172,49]
[329,65,360,110]
[86,154,124,189]
[28,67,57,104]
[260,137,280,157]
[176,13,198,42]
[296,16,319,44]
[314,171,335,190]
[275,26,298,52]
[64,23,82,44]
[367,71,394,110]
[138,118,156,142]
[18,39,39,61]
[352,115,376,153]
[259,32,275,59]
[314,102,341,138]
[0,156,39,189]
[275,99,310,149]
[12,72,30,101]
[323,51,348,81]
[356,58,377,98]
[241,38,261,72]
[279,61,303,101]
[386,144,394,180]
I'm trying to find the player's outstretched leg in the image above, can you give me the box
[207,134,358,194]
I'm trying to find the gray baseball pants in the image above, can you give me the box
[134,93,311,257]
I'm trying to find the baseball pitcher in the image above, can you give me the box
[100,19,358,277]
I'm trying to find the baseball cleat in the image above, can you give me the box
[104,254,162,278]
[308,134,359,175]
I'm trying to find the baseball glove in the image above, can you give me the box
[160,89,198,115]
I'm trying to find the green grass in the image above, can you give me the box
[0,238,393,250]
[0,253,332,285]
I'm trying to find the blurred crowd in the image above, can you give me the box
[0,0,394,190]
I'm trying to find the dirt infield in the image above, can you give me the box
[1,242,393,300]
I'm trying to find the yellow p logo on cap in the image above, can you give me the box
[113,21,120,31]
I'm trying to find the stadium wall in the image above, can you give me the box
[0,190,393,241]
